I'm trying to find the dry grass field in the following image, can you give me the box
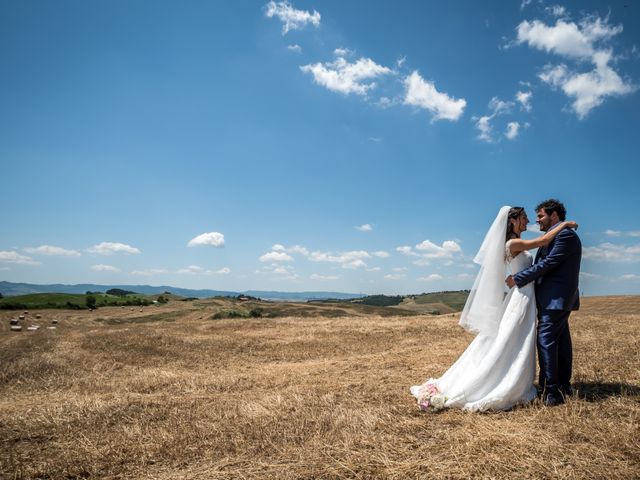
[1,296,639,479]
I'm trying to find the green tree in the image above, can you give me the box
[86,295,97,309]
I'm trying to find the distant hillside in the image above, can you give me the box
[0,281,365,302]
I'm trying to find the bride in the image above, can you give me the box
[410,206,578,412]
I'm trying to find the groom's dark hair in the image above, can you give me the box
[536,199,566,221]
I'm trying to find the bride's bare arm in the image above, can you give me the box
[508,221,578,256]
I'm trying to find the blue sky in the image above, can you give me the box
[1,0,639,296]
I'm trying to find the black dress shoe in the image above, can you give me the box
[560,385,573,397]
[543,395,565,407]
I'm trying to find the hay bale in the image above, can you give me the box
[47,326,57,330]
[27,325,40,331]
[52,319,59,324]
[10,319,19,325]
[19,315,25,320]
[35,314,41,319]
[10,325,22,332]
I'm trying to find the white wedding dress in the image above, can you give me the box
[411,240,538,411]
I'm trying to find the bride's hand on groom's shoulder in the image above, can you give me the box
[565,221,578,230]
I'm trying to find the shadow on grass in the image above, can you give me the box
[573,381,640,402]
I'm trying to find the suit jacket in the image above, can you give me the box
[513,227,582,311]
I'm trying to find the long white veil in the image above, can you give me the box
[458,206,510,337]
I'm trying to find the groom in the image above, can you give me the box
[506,199,582,406]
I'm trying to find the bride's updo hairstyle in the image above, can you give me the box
[506,207,525,241]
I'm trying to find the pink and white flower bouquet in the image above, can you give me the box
[415,381,447,412]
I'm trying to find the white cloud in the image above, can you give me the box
[520,0,532,10]
[334,47,353,57]
[416,239,462,258]
[457,273,475,280]
[392,267,408,272]
[582,243,640,262]
[629,231,640,237]
[516,18,620,59]
[580,271,603,279]
[301,56,392,96]
[403,71,466,121]
[475,115,493,142]
[396,245,419,257]
[474,96,516,143]
[620,274,640,280]
[24,245,81,257]
[91,264,120,272]
[417,274,443,281]
[265,1,320,35]
[505,121,521,140]
[176,265,227,275]
[605,229,621,237]
[270,244,309,256]
[311,273,339,280]
[0,251,40,265]
[539,52,635,118]
[384,273,405,280]
[177,265,204,275]
[259,251,294,262]
[372,251,390,258]
[131,268,168,276]
[287,44,302,53]
[367,267,381,272]
[516,90,533,111]
[546,5,567,18]
[87,242,141,255]
[517,16,635,118]
[356,223,373,232]
[310,250,371,269]
[188,232,225,248]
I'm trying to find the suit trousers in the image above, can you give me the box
[537,309,573,400]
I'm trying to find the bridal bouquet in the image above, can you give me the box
[416,381,447,412]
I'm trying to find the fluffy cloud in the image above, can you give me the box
[131,269,168,276]
[403,71,466,121]
[272,244,309,256]
[505,121,521,140]
[87,242,141,255]
[287,44,302,53]
[265,1,320,35]
[259,251,294,262]
[91,264,120,272]
[301,56,392,96]
[311,273,339,280]
[384,273,405,280]
[0,251,40,265]
[582,243,640,262]
[474,96,516,143]
[187,232,225,248]
[356,223,373,232]
[516,90,533,111]
[24,245,81,257]
[396,246,419,257]
[517,16,635,118]
[417,274,443,281]
[310,250,371,269]
[372,251,390,258]
[334,47,354,57]
[620,274,640,280]
[177,265,229,275]
[416,239,462,258]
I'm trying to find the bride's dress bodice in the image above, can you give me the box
[506,240,533,275]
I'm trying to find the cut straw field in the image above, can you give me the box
[1,296,639,479]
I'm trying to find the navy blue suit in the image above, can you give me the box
[513,227,582,402]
